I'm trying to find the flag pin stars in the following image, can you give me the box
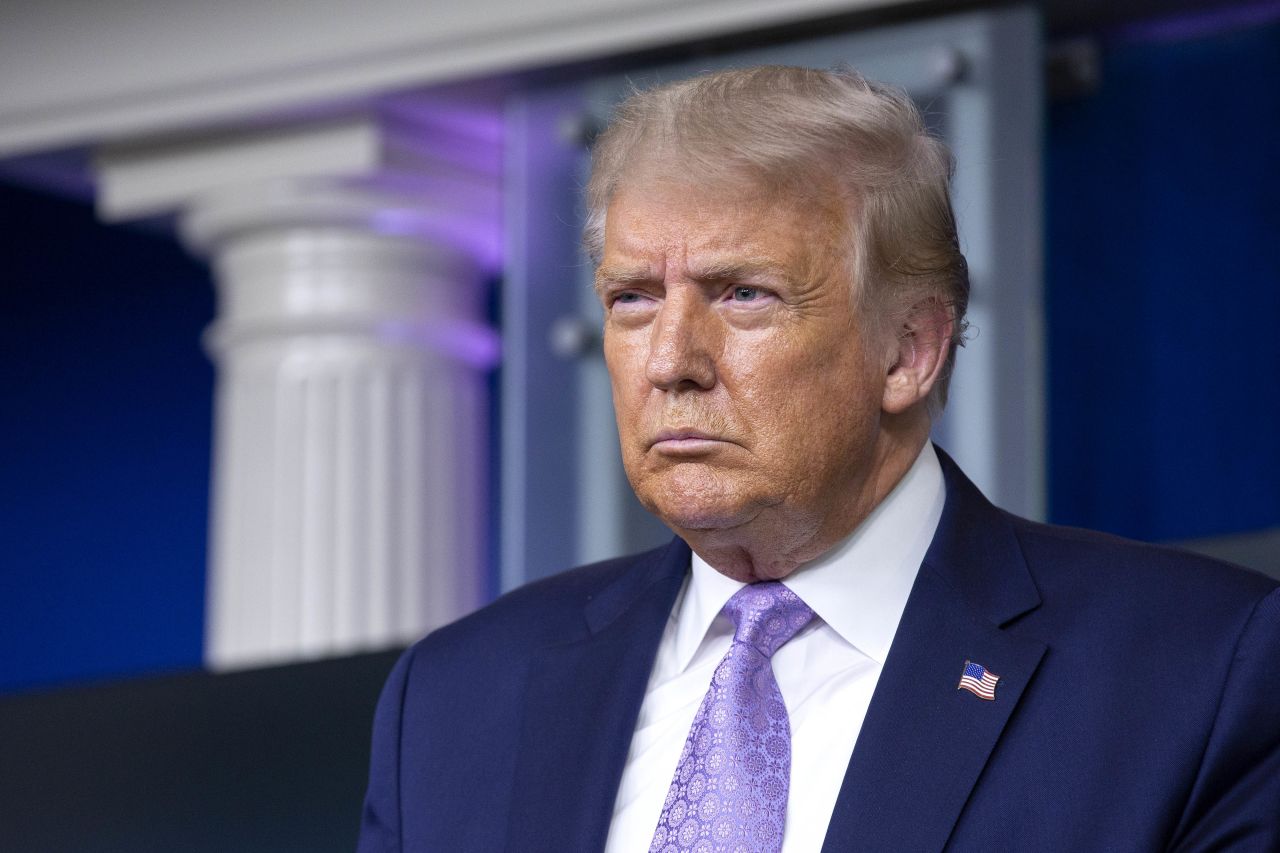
[957,659,1000,700]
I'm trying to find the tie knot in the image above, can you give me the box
[722,582,815,658]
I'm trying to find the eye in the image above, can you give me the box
[731,286,763,302]
[608,290,654,313]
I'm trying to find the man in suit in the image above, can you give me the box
[358,66,1280,852]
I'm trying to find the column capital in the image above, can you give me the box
[93,110,502,271]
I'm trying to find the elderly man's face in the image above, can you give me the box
[598,180,895,552]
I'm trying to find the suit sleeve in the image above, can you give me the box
[357,644,417,853]
[1169,586,1280,852]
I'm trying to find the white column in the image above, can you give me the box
[95,117,501,670]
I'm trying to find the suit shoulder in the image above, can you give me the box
[1007,513,1277,620]
[407,541,673,664]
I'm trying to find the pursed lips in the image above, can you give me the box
[649,428,732,453]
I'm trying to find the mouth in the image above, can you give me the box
[649,428,731,455]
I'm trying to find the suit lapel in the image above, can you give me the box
[822,451,1047,852]
[504,538,690,852]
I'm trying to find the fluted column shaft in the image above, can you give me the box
[196,203,494,669]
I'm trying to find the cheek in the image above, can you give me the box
[802,356,885,455]
[728,330,853,410]
[603,331,633,383]
[738,337,880,447]
[604,335,649,434]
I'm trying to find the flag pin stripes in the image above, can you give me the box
[957,659,1000,700]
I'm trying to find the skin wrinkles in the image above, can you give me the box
[600,177,950,583]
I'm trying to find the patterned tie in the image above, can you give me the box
[649,582,815,853]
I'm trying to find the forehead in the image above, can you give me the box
[600,179,846,281]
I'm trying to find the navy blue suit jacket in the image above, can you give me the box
[358,453,1280,851]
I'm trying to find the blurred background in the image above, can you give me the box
[1,0,1277,849]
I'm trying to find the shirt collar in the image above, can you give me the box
[674,441,946,670]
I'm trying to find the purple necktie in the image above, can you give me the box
[649,582,815,853]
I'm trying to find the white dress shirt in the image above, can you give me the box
[604,442,946,852]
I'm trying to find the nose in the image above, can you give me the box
[645,288,717,391]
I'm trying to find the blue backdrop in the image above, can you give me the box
[0,183,213,693]
[1046,18,1280,541]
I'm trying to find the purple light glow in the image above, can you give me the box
[1117,0,1280,43]
[377,319,502,370]
[368,206,503,274]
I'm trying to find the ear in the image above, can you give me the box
[882,297,954,415]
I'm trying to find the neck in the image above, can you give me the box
[679,420,929,583]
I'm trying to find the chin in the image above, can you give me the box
[656,504,751,534]
[635,469,758,534]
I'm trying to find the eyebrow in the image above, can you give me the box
[594,264,656,294]
[686,258,796,288]
[594,256,797,294]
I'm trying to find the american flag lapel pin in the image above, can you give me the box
[957,659,1000,700]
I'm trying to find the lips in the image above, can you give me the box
[648,428,735,456]
[653,428,719,443]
